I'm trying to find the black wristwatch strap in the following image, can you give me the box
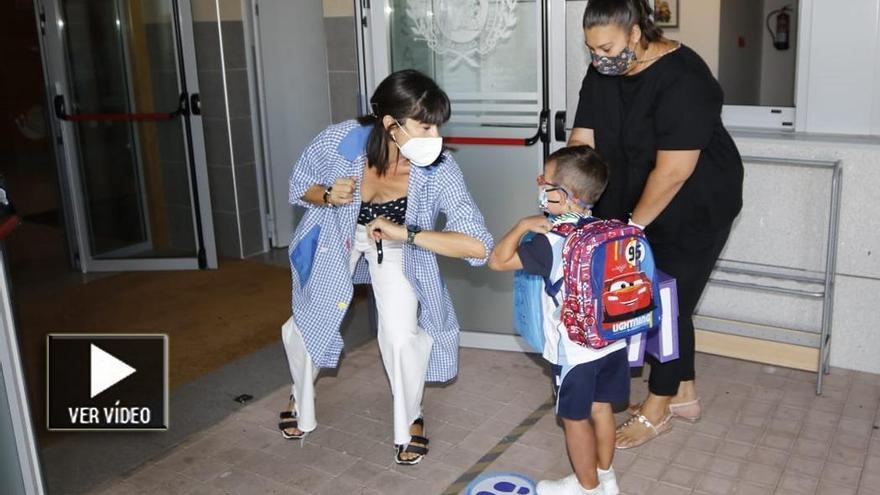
[323,186,333,205]
[406,224,422,245]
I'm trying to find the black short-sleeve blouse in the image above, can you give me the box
[573,44,743,247]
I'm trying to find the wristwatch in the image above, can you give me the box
[627,218,645,230]
[627,213,645,230]
[406,224,422,245]
[322,186,333,205]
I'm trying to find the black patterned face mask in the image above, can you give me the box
[590,46,637,76]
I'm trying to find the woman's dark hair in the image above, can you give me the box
[356,69,451,175]
[582,0,664,48]
[546,145,609,204]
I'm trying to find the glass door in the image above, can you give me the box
[39,0,216,272]
[362,0,571,342]
[561,0,589,135]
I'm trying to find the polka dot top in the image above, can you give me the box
[357,197,408,226]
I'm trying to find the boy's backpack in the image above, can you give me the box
[512,248,545,353]
[512,230,564,354]
[557,218,660,349]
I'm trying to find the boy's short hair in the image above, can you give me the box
[546,145,609,205]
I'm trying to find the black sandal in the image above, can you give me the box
[278,396,307,440]
[394,418,429,465]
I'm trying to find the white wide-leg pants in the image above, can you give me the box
[282,225,433,445]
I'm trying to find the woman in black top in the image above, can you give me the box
[569,0,743,449]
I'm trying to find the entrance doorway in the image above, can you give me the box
[38,0,217,273]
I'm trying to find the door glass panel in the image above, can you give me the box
[61,0,196,259]
[383,1,546,335]
[389,0,541,129]
[565,0,588,129]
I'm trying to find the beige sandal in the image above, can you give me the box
[627,398,701,422]
[669,398,701,422]
[615,412,672,450]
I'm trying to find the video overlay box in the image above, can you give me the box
[47,334,168,431]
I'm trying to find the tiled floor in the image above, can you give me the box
[88,344,880,495]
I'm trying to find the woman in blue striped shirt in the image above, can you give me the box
[279,70,494,465]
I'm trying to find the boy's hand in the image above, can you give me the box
[489,215,549,271]
[519,215,552,234]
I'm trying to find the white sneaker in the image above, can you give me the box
[536,474,604,495]
[598,467,619,495]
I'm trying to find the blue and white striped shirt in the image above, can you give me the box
[288,120,494,382]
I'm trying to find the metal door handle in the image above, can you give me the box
[527,109,550,146]
[445,110,549,147]
[54,94,189,121]
[190,93,201,115]
[554,110,567,142]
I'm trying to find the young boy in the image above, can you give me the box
[488,146,628,495]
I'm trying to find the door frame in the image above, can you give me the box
[0,250,45,494]
[37,0,217,272]
[248,0,332,249]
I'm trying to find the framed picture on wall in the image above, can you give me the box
[652,0,679,28]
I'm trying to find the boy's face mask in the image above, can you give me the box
[538,187,566,210]
[537,174,593,212]
[537,174,568,211]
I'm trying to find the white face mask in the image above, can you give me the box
[394,121,442,167]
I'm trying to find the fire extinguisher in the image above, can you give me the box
[767,5,792,50]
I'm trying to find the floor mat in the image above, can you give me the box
[14,258,293,442]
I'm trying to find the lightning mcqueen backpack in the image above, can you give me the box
[556,217,661,349]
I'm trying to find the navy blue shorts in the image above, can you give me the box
[551,349,630,420]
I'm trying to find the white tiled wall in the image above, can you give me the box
[830,275,880,373]
[718,160,832,272]
[696,133,880,373]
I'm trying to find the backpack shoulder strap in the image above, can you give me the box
[550,223,576,237]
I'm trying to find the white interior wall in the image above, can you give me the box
[801,0,880,135]
[759,0,798,106]
[663,0,721,77]
[718,0,764,105]
[323,0,354,17]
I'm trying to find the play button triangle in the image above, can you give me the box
[90,344,136,399]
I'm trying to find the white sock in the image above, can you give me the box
[580,483,604,495]
[598,467,619,495]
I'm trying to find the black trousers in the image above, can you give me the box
[646,226,732,396]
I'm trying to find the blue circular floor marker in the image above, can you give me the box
[464,471,536,495]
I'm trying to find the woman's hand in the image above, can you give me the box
[328,177,356,206]
[366,216,406,242]
[519,215,552,234]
